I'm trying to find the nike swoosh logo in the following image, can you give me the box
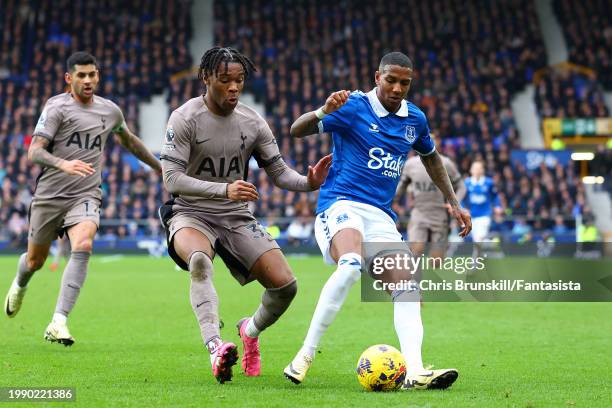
[196,301,210,308]
[289,364,301,376]
[195,138,211,144]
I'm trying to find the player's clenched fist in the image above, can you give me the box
[59,159,95,177]
[227,180,259,201]
[323,90,351,114]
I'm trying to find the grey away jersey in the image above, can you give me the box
[160,96,281,214]
[32,93,125,201]
[400,155,462,225]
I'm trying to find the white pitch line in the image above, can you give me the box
[98,255,125,263]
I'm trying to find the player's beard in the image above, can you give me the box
[82,85,94,98]
[76,83,96,102]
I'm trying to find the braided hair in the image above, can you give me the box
[197,47,256,81]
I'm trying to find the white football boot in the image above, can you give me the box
[284,349,314,384]
[4,279,27,318]
[44,320,75,346]
[403,368,459,390]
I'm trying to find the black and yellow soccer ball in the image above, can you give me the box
[356,344,407,391]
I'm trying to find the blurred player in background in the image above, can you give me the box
[159,47,331,384]
[463,160,503,257]
[49,235,69,272]
[284,52,471,390]
[396,136,466,259]
[3,52,162,346]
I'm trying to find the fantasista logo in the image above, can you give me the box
[367,147,405,179]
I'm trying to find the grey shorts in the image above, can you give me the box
[159,202,279,285]
[28,197,100,245]
[408,218,449,244]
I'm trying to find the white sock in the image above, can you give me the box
[206,337,223,365]
[245,318,261,338]
[392,289,425,377]
[11,278,25,290]
[301,253,362,358]
[52,312,67,325]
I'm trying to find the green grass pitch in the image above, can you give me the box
[1,255,610,407]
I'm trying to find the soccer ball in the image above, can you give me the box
[356,344,407,391]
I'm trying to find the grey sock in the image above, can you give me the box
[188,252,220,344]
[16,253,34,287]
[253,279,298,332]
[54,251,91,316]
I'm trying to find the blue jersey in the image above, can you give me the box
[463,177,500,218]
[316,89,435,221]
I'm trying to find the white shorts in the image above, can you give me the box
[471,216,491,242]
[314,200,403,265]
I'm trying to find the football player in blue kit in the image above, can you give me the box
[464,160,503,251]
[283,52,472,390]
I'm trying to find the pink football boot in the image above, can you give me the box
[237,317,261,376]
[211,342,238,383]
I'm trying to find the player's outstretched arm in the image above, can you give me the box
[445,179,467,215]
[290,90,350,138]
[162,159,258,201]
[28,136,95,177]
[263,154,332,191]
[446,160,467,203]
[114,123,162,175]
[420,151,472,237]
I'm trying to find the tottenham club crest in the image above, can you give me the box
[165,126,175,142]
[405,125,416,143]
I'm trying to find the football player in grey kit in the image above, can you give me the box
[396,144,466,258]
[3,52,161,346]
[159,47,331,383]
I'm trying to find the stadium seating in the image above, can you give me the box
[553,0,612,90]
[535,68,609,119]
[0,0,603,243]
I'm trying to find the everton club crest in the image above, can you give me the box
[405,125,416,143]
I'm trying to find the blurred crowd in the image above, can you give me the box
[1,0,609,246]
[393,144,588,239]
[554,0,612,90]
[535,69,609,119]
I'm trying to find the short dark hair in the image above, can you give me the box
[379,52,413,71]
[66,51,98,72]
[197,46,256,81]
